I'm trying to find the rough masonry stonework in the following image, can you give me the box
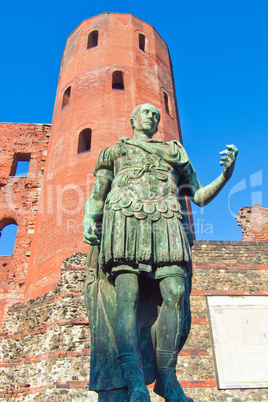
[0,238,267,401]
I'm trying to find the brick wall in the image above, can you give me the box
[0,123,50,329]
[236,205,268,241]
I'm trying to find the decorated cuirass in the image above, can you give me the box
[103,139,186,221]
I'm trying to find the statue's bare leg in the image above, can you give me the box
[115,272,150,402]
[154,275,193,402]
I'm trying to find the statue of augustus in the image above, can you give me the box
[83,103,238,402]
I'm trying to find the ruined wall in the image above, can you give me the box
[236,204,268,242]
[1,238,267,401]
[0,123,50,329]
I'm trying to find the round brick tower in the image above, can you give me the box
[24,13,189,301]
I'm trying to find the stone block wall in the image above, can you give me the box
[0,123,50,329]
[0,239,267,401]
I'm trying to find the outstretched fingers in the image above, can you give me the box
[219,144,238,179]
[219,144,238,156]
[219,144,238,165]
[219,158,228,166]
[226,144,238,156]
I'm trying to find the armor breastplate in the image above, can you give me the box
[104,141,182,221]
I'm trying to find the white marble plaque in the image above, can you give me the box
[207,296,268,389]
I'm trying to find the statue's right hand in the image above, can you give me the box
[82,217,100,244]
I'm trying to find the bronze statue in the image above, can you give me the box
[83,103,238,402]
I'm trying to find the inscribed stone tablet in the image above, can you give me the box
[207,296,268,389]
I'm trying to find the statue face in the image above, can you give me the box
[133,104,160,136]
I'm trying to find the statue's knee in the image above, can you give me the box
[175,282,185,302]
[160,277,185,306]
[115,273,139,305]
[118,289,139,304]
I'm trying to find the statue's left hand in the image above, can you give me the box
[219,144,238,181]
[83,217,100,245]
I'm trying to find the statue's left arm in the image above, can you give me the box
[83,169,112,244]
[184,144,238,206]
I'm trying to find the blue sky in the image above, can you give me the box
[1,0,267,242]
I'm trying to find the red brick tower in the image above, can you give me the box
[24,13,187,301]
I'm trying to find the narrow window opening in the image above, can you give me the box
[10,153,31,177]
[164,92,170,115]
[87,30,99,49]
[0,220,18,256]
[62,86,71,109]
[139,34,146,52]
[77,129,92,154]
[112,71,124,90]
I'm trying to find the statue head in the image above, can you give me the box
[130,103,160,137]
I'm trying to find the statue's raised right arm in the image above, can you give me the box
[184,144,238,206]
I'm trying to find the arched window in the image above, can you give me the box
[139,34,146,52]
[77,129,92,154]
[112,71,124,90]
[87,30,99,49]
[0,219,18,256]
[163,91,170,115]
[62,86,71,109]
[10,153,31,177]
